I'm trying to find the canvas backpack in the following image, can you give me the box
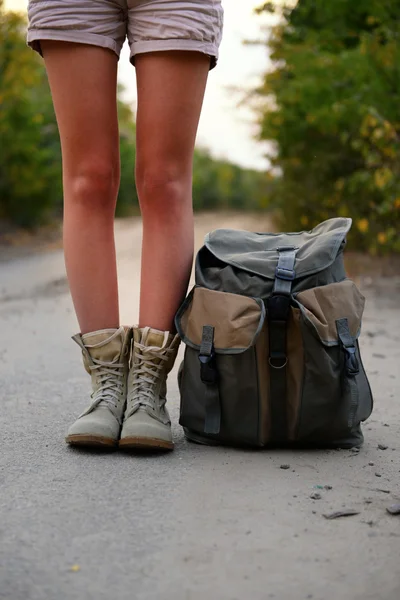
[175,218,373,448]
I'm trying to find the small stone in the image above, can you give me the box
[372,353,386,359]
[350,447,360,453]
[365,520,375,527]
[386,504,400,515]
[378,444,388,450]
[375,473,382,478]
[376,488,391,494]
[364,499,373,504]
[383,423,390,427]
[280,464,290,470]
[70,565,81,573]
[323,509,360,520]
[368,461,375,466]
[324,485,333,490]
[310,492,322,500]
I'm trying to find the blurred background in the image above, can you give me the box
[1,0,399,254]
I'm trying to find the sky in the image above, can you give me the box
[5,0,273,170]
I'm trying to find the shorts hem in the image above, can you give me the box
[27,29,122,59]
[130,39,219,69]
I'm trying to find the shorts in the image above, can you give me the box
[27,0,224,69]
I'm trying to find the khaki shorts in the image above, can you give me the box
[27,0,224,69]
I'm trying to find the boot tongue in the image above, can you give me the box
[139,328,172,365]
[82,328,125,362]
[142,328,169,348]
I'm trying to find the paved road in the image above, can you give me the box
[1,215,399,600]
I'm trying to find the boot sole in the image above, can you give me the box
[119,437,174,451]
[66,434,117,448]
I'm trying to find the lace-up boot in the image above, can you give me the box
[119,327,180,451]
[66,327,132,447]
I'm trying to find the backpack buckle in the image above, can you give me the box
[268,294,291,321]
[343,345,359,377]
[199,325,219,385]
[199,353,219,385]
[336,318,360,377]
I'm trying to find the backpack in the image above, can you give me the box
[175,218,373,449]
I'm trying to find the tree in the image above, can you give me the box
[254,0,400,252]
[116,88,139,216]
[0,2,62,226]
[192,148,272,212]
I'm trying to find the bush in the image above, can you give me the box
[254,0,400,253]
[0,5,62,227]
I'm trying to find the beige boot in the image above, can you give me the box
[119,327,180,451]
[66,327,132,448]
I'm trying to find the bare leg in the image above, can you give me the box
[42,42,120,333]
[135,51,209,331]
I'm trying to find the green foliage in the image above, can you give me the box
[0,6,139,225]
[255,0,400,253]
[192,148,271,212]
[0,5,62,227]
[116,88,139,217]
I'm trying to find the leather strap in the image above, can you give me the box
[336,317,359,428]
[268,247,297,441]
[199,325,221,435]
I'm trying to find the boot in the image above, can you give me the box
[66,326,132,447]
[119,327,180,451]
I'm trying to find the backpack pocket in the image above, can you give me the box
[292,280,373,445]
[175,286,268,446]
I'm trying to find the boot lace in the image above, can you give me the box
[88,357,125,417]
[127,343,174,415]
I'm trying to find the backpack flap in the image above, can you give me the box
[175,286,266,353]
[196,217,352,286]
[294,280,365,346]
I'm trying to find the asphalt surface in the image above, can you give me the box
[1,215,399,600]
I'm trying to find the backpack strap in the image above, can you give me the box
[199,325,221,435]
[336,317,360,428]
[267,246,297,441]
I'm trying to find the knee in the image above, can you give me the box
[69,160,120,211]
[136,163,190,214]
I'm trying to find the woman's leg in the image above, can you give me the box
[41,42,120,333]
[135,51,210,332]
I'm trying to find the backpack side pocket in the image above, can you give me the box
[176,286,267,446]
